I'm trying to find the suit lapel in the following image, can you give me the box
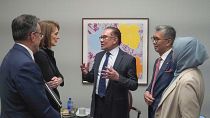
[157,69,193,108]
[157,77,178,107]
[155,52,173,82]
[113,49,124,70]
[106,49,124,89]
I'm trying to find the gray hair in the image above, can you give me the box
[155,25,176,42]
[12,14,39,41]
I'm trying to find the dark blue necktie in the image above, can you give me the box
[98,52,111,97]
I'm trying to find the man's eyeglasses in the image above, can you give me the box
[151,36,168,43]
[34,31,44,38]
[99,35,116,40]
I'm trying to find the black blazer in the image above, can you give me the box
[0,44,60,118]
[83,49,138,118]
[34,48,64,111]
[146,51,174,118]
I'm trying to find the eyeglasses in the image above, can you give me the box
[34,31,44,38]
[99,35,116,40]
[151,36,168,43]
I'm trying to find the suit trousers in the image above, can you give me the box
[94,94,106,118]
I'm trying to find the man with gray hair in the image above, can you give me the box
[0,14,60,118]
[144,25,176,118]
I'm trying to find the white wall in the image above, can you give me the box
[0,0,210,117]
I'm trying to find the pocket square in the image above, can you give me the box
[165,68,173,72]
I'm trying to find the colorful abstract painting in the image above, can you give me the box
[82,18,149,85]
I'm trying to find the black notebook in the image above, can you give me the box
[44,83,62,108]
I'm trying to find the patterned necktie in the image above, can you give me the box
[151,57,162,95]
[98,52,111,97]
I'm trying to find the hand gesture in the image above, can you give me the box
[101,67,119,80]
[80,63,89,75]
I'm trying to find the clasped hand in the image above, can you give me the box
[47,77,62,89]
[144,91,155,105]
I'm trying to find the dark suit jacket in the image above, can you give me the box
[0,44,60,118]
[83,49,138,118]
[34,48,64,111]
[146,51,174,118]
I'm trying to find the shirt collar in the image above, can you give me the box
[160,48,172,61]
[16,43,34,61]
[108,46,119,56]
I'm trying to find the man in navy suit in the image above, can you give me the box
[0,14,60,118]
[80,27,138,118]
[144,25,176,118]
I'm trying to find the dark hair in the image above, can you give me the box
[12,14,39,41]
[39,20,60,48]
[105,26,121,45]
[155,25,176,44]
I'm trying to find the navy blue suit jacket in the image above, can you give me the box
[0,44,60,118]
[146,51,174,118]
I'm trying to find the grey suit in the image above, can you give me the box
[83,49,138,118]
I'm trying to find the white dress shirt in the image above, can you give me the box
[96,47,119,95]
[159,48,172,69]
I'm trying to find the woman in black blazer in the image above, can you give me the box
[34,20,64,112]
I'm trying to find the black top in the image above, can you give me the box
[34,48,64,111]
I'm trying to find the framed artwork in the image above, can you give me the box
[82,18,149,85]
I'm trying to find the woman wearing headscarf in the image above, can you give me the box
[155,37,209,118]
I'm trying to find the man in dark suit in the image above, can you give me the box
[0,14,60,118]
[80,26,138,118]
[144,25,176,118]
